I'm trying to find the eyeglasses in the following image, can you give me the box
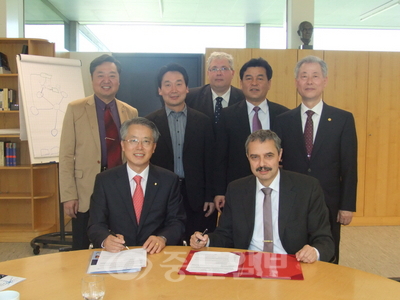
[208,67,232,73]
[122,138,153,147]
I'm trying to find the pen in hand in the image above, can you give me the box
[109,231,129,250]
[197,228,208,243]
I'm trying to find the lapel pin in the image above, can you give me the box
[328,118,332,121]
[154,183,158,186]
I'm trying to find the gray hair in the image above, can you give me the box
[245,130,281,154]
[207,52,234,70]
[120,117,160,142]
[295,55,328,78]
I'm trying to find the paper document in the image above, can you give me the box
[186,251,240,274]
[87,248,147,274]
[0,274,26,291]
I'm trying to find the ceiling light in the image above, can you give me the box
[360,0,400,21]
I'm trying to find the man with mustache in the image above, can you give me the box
[191,130,334,263]
[213,58,289,213]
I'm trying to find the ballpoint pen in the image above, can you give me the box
[197,228,208,243]
[109,231,129,250]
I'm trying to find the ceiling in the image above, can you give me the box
[25,0,400,29]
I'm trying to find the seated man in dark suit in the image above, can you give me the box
[88,117,186,253]
[191,130,334,263]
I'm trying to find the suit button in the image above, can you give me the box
[307,168,311,173]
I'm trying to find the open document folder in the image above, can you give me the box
[179,250,304,280]
[87,248,147,274]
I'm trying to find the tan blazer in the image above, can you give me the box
[59,95,138,212]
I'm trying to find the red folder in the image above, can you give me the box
[178,250,304,280]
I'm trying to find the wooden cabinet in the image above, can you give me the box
[0,38,57,242]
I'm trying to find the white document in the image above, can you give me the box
[87,248,147,274]
[0,274,26,291]
[186,251,240,274]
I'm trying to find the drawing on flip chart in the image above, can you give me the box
[28,72,69,157]
[30,72,68,136]
[17,54,84,164]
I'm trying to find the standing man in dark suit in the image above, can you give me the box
[145,63,215,242]
[88,117,186,253]
[273,55,358,263]
[191,130,334,263]
[213,58,289,212]
[186,52,244,127]
[60,54,138,250]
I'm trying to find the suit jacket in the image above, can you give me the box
[87,163,186,247]
[214,99,289,195]
[186,84,244,123]
[59,95,138,212]
[273,102,358,213]
[209,170,335,262]
[145,106,215,211]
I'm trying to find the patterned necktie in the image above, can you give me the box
[104,105,122,169]
[252,106,262,132]
[132,175,144,224]
[214,97,223,124]
[304,110,315,160]
[262,187,273,252]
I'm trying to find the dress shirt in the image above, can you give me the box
[249,171,286,254]
[211,87,231,111]
[300,99,323,141]
[246,99,270,131]
[95,96,122,168]
[165,105,187,178]
[127,164,149,197]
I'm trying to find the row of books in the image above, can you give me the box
[0,141,17,166]
[0,88,17,110]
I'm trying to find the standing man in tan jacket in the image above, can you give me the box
[59,54,138,250]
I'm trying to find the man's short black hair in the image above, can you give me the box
[239,58,273,81]
[157,63,189,88]
[90,54,122,76]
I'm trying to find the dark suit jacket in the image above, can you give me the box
[186,84,244,123]
[145,107,215,211]
[273,102,358,214]
[214,99,289,195]
[209,170,335,262]
[87,164,186,248]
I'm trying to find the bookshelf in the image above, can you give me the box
[0,38,58,242]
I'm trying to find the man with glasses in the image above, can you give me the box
[59,54,138,250]
[88,117,186,253]
[146,63,215,243]
[186,52,244,128]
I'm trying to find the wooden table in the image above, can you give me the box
[1,246,399,299]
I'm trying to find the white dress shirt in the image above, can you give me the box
[249,171,287,254]
[300,100,324,141]
[211,87,231,111]
[246,99,270,131]
[127,164,149,196]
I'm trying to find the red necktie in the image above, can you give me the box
[304,110,315,159]
[104,105,122,169]
[133,175,144,223]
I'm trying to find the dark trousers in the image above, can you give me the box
[328,207,341,264]
[72,211,90,250]
[179,179,217,243]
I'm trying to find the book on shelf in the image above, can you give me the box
[4,142,16,166]
[0,88,17,110]
[0,141,4,167]
[0,52,11,74]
